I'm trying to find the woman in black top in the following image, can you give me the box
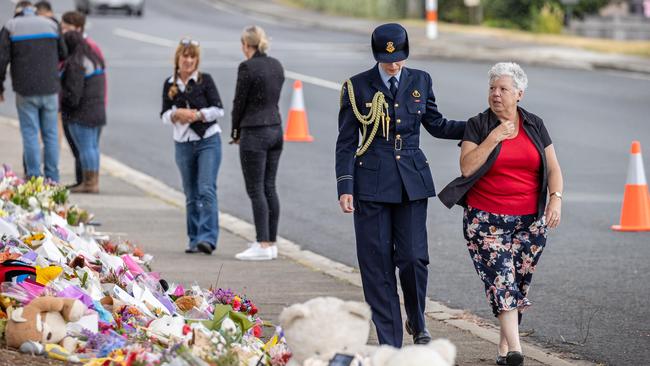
[160,38,224,255]
[60,30,105,193]
[231,26,285,261]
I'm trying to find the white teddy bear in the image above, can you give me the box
[279,296,457,366]
[371,339,456,366]
[279,297,373,366]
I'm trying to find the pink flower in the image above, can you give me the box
[232,298,241,311]
[173,285,185,297]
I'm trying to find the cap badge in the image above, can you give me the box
[386,41,395,53]
[412,90,421,98]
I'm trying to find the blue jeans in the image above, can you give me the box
[67,123,101,171]
[16,93,59,182]
[175,133,222,249]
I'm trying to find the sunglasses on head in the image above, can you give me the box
[180,38,200,47]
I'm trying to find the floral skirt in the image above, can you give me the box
[463,206,548,318]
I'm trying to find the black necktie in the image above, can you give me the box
[389,76,398,98]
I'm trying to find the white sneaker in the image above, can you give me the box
[247,242,278,259]
[236,243,273,261]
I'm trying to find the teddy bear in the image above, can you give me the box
[370,339,456,366]
[5,296,86,353]
[279,297,373,366]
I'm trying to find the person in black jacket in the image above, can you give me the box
[60,31,105,193]
[61,10,107,189]
[161,38,224,255]
[0,1,67,182]
[231,26,285,261]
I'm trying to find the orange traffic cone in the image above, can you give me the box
[612,141,650,231]
[284,80,314,142]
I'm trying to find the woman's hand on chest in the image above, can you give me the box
[173,108,197,124]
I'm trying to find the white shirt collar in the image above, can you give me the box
[377,65,402,89]
[167,71,199,85]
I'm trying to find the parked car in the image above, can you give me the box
[74,0,145,16]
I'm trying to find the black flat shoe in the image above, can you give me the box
[197,242,214,255]
[185,247,199,254]
[413,329,432,344]
[506,351,524,366]
[405,321,432,344]
[496,352,507,365]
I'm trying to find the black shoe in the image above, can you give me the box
[197,242,214,255]
[505,351,524,366]
[185,247,199,254]
[405,321,432,344]
[496,352,508,365]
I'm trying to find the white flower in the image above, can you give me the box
[28,196,39,209]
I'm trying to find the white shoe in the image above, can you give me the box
[247,242,278,259]
[236,243,273,261]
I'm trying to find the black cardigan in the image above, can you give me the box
[161,72,223,138]
[231,52,284,139]
[60,57,106,127]
[438,106,553,219]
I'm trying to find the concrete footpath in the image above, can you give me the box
[213,0,650,75]
[0,116,590,366]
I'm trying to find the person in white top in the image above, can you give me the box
[160,38,224,255]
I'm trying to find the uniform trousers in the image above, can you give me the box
[354,197,429,347]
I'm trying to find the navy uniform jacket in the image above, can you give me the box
[336,65,465,203]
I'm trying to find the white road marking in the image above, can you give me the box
[112,28,342,90]
[285,70,341,90]
[198,0,288,27]
[113,28,177,47]
[107,59,237,68]
[113,28,362,51]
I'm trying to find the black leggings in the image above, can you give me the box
[239,125,283,242]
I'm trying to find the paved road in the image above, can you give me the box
[1,0,649,364]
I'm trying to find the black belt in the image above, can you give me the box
[369,138,419,151]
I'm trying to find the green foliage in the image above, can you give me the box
[293,0,406,19]
[66,206,91,226]
[439,0,470,24]
[201,304,254,335]
[483,0,572,32]
[530,2,564,34]
[483,0,543,29]
[573,0,609,19]
[51,186,69,205]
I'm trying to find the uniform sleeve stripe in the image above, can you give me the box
[337,175,353,182]
[10,33,59,42]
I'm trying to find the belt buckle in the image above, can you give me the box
[394,136,402,151]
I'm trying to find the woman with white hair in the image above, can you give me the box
[439,62,563,366]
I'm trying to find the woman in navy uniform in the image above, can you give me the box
[335,23,466,347]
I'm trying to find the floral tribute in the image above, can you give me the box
[0,166,291,365]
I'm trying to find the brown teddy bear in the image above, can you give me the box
[5,296,86,353]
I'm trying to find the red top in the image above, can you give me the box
[466,117,541,215]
